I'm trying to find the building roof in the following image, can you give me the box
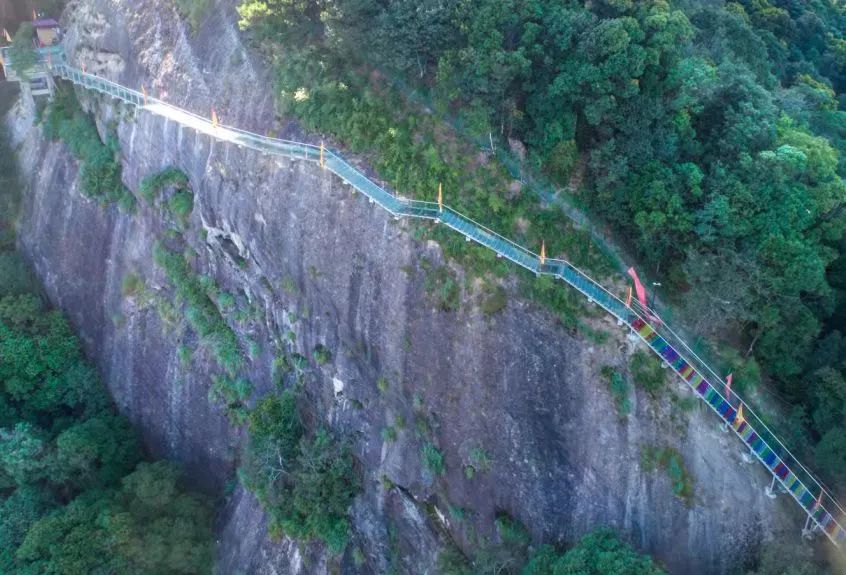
[33,18,59,28]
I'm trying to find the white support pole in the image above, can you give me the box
[802,515,816,540]
[765,475,777,499]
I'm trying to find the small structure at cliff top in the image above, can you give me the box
[34,18,61,47]
[0,17,63,101]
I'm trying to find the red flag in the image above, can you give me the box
[725,373,733,400]
[627,267,648,310]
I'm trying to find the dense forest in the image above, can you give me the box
[0,86,215,574]
[233,0,846,494]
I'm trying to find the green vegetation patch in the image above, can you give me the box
[641,446,695,506]
[437,525,665,575]
[241,391,361,553]
[208,375,253,426]
[166,189,194,225]
[153,242,241,373]
[420,442,445,476]
[265,46,613,324]
[41,86,135,211]
[463,446,492,480]
[8,24,38,79]
[0,271,212,573]
[139,167,190,203]
[312,344,332,366]
[174,0,211,32]
[630,350,666,398]
[480,284,508,316]
[422,261,460,312]
[601,366,632,417]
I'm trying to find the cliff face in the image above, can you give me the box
[9,0,803,573]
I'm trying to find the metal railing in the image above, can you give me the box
[40,55,846,548]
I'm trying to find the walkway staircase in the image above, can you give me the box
[7,45,846,548]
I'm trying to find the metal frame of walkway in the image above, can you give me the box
[9,45,845,548]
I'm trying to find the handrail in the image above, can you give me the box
[40,55,846,548]
[629,296,846,519]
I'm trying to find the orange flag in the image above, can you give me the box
[437,182,443,212]
[540,241,546,265]
[320,140,325,169]
[625,286,633,308]
[725,373,733,401]
[211,108,219,127]
[3,28,11,43]
[815,491,824,510]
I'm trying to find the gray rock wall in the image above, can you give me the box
[9,0,804,573]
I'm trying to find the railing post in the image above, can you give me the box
[802,515,818,540]
[765,475,778,499]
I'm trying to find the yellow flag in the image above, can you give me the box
[625,286,633,308]
[734,404,745,427]
[211,108,219,127]
[437,182,443,212]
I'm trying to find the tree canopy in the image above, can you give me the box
[0,262,214,573]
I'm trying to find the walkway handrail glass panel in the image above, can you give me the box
[39,55,846,548]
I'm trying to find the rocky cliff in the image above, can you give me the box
[8,0,805,573]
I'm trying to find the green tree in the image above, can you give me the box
[815,428,846,485]
[241,391,360,552]
[0,487,54,573]
[0,423,52,486]
[54,414,142,490]
[9,23,38,79]
[522,529,665,575]
[15,462,214,575]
